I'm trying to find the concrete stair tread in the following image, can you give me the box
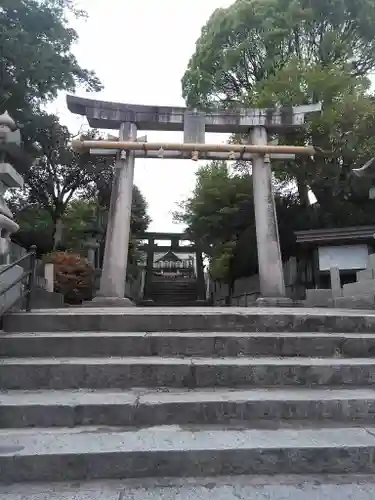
[6,307,375,335]
[4,307,375,482]
[9,306,375,315]
[2,387,375,406]
[2,425,375,457]
[2,356,375,365]
[3,331,375,338]
[3,475,375,500]
[2,331,375,360]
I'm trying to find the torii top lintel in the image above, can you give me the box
[66,95,322,133]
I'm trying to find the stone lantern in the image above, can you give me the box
[82,216,103,268]
[0,111,27,264]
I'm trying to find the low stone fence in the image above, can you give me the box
[305,253,375,309]
[209,258,300,306]
[210,275,260,306]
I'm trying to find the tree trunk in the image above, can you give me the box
[295,171,309,208]
[53,217,64,250]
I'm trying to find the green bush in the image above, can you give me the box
[45,251,95,305]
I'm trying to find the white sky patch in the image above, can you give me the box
[46,0,233,232]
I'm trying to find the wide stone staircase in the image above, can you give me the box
[2,307,375,485]
[146,278,200,305]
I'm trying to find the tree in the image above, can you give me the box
[90,168,152,270]
[10,204,54,255]
[174,162,256,281]
[182,0,375,108]
[62,189,151,254]
[130,185,152,236]
[16,114,105,248]
[0,0,101,122]
[11,115,151,253]
[12,184,151,257]
[174,161,322,283]
[82,151,152,236]
[182,0,375,224]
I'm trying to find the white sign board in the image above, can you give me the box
[318,245,369,271]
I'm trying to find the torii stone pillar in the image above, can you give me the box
[94,122,137,306]
[251,126,286,303]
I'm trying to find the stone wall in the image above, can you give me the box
[209,258,299,306]
[210,275,260,306]
[305,253,375,309]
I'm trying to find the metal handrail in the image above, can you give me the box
[0,245,37,316]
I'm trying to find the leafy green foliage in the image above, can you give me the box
[182,0,375,211]
[182,0,375,108]
[12,184,151,257]
[175,162,253,247]
[10,119,150,254]
[0,0,101,120]
[14,114,107,248]
[1,0,150,274]
[174,162,256,281]
[180,0,375,282]
[176,158,375,283]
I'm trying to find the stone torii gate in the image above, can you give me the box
[67,95,321,306]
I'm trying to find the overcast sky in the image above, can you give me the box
[50,0,233,232]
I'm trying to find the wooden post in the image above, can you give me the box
[195,247,206,301]
[144,237,155,301]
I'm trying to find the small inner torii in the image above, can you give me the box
[68,95,322,306]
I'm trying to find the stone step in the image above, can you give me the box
[150,291,197,296]
[150,282,197,288]
[1,425,375,482]
[2,331,375,358]
[3,475,375,500]
[151,289,197,292]
[1,356,374,390]
[150,292,197,297]
[2,387,375,428]
[150,298,198,303]
[138,300,210,307]
[4,306,375,333]
[150,298,198,304]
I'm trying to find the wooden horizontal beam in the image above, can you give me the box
[73,139,315,156]
[138,232,192,240]
[89,148,295,161]
[139,245,196,252]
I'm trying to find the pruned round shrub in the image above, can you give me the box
[45,251,95,305]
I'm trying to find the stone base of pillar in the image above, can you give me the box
[255,297,294,307]
[83,296,135,308]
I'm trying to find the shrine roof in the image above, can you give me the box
[155,250,182,262]
[295,226,375,244]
